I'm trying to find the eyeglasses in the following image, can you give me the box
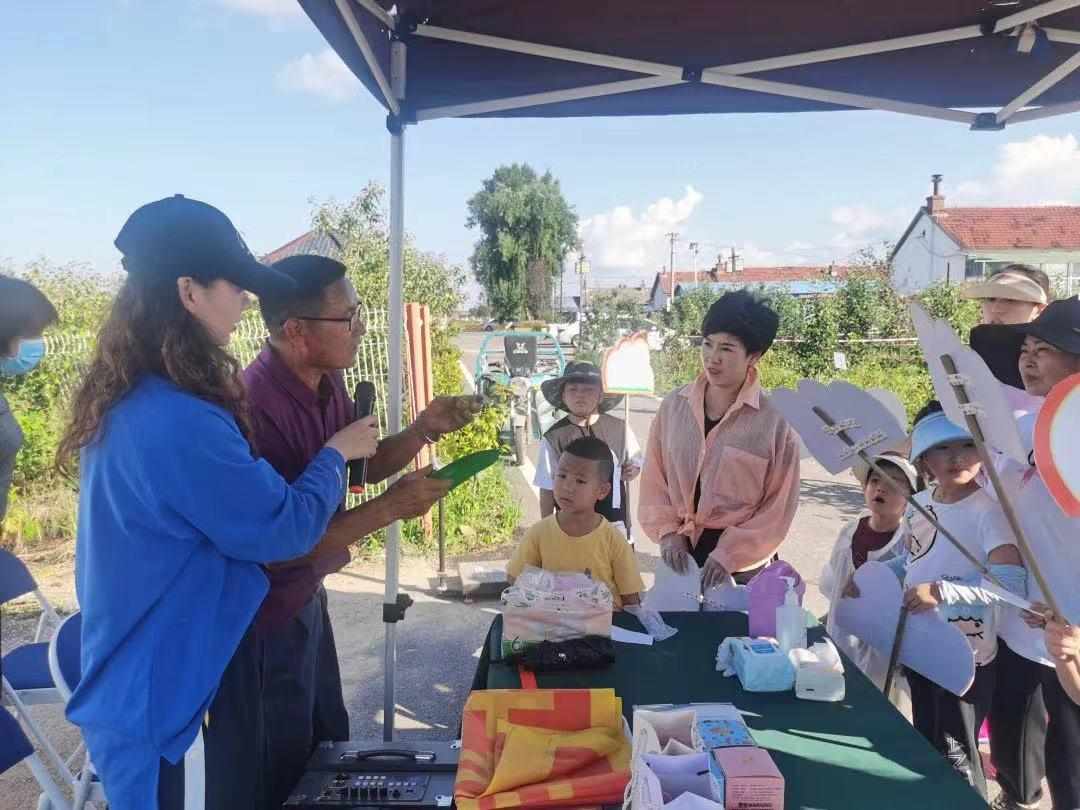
[290,310,363,332]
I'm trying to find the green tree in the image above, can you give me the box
[312,184,465,319]
[465,164,578,321]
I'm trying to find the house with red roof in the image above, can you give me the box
[646,263,848,312]
[891,175,1080,296]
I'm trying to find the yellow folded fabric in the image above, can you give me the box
[455,688,631,810]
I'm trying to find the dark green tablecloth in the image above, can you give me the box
[475,611,986,810]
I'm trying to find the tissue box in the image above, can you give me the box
[711,747,784,810]
[795,661,846,702]
[694,715,755,750]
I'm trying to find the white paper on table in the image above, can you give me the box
[910,303,1027,465]
[769,380,907,475]
[703,575,749,612]
[645,558,703,612]
[665,791,724,810]
[613,625,655,646]
[832,560,975,696]
[644,753,713,803]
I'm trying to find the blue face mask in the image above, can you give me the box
[0,338,45,376]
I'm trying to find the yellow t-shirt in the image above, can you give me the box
[506,515,645,608]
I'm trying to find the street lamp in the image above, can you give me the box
[576,255,590,348]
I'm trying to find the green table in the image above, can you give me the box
[477,611,986,810]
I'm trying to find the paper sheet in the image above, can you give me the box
[644,559,703,612]
[613,625,655,646]
[769,379,907,475]
[703,577,749,612]
[910,302,1027,465]
[832,560,975,696]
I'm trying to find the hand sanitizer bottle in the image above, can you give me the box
[776,576,807,654]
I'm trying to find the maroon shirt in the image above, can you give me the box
[244,344,354,630]
[850,516,897,570]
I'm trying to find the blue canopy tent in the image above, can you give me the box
[295,0,1080,740]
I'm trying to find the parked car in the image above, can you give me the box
[547,314,581,347]
[483,319,515,332]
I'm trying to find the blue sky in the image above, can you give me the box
[5,0,1080,302]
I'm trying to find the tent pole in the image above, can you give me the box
[384,36,407,743]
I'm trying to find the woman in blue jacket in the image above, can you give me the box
[55,196,380,810]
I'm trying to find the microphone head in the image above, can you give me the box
[353,381,376,418]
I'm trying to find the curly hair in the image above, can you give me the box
[56,273,251,475]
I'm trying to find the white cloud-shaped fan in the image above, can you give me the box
[769,380,907,475]
[909,303,1027,465]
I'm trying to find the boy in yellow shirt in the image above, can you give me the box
[508,436,644,608]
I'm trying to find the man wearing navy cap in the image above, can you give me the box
[244,254,480,807]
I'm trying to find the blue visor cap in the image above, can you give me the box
[909,411,973,463]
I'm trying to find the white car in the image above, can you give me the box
[548,316,581,346]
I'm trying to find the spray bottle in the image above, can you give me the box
[776,576,807,654]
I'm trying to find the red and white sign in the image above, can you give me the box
[1034,373,1080,517]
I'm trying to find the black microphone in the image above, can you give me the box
[348,381,376,494]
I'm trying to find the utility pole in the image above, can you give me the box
[689,241,700,285]
[729,245,741,274]
[665,231,679,311]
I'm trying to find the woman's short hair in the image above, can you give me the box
[700,289,780,355]
[0,276,59,348]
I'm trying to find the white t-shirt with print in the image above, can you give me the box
[904,488,1010,666]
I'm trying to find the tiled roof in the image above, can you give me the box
[931,206,1080,251]
[261,230,344,264]
[676,279,841,297]
[654,265,848,295]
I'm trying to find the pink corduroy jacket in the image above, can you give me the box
[638,369,801,572]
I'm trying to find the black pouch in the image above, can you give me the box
[502,635,615,672]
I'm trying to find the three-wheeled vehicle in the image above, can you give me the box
[474,331,566,465]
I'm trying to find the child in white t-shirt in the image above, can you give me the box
[895,402,1024,800]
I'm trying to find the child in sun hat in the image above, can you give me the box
[821,451,918,691]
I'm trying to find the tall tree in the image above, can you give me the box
[466,164,578,320]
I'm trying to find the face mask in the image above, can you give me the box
[0,338,45,376]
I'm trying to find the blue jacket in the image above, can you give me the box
[67,375,345,808]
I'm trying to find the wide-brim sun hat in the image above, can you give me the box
[540,361,624,413]
[852,452,919,492]
[909,411,973,463]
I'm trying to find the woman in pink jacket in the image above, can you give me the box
[639,290,801,588]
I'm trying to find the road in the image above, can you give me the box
[0,331,931,808]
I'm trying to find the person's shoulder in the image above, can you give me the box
[543,416,571,437]
[110,376,238,449]
[526,514,560,539]
[597,518,629,545]
[596,413,625,429]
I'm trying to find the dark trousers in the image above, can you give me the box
[261,586,350,809]
[1040,662,1080,809]
[989,640,1048,806]
[907,661,996,800]
[158,625,265,809]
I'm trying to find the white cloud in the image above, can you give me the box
[216,0,302,18]
[826,204,908,256]
[276,49,360,103]
[577,187,704,274]
[952,133,1080,205]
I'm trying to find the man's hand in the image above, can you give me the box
[621,461,641,483]
[660,534,691,574]
[902,582,941,614]
[417,396,482,440]
[841,576,861,599]
[702,557,728,590]
[382,466,452,521]
[1024,601,1050,629]
[1046,616,1080,662]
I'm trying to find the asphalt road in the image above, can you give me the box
[2,331,1032,807]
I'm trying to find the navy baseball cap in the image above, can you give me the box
[1009,296,1080,356]
[114,195,295,299]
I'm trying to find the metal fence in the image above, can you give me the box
[44,303,407,504]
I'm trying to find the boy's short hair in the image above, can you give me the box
[562,436,614,482]
[912,399,943,426]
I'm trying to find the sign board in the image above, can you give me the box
[1035,372,1080,517]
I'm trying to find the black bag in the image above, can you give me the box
[501,635,615,672]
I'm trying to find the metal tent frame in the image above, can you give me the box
[298,0,1080,740]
